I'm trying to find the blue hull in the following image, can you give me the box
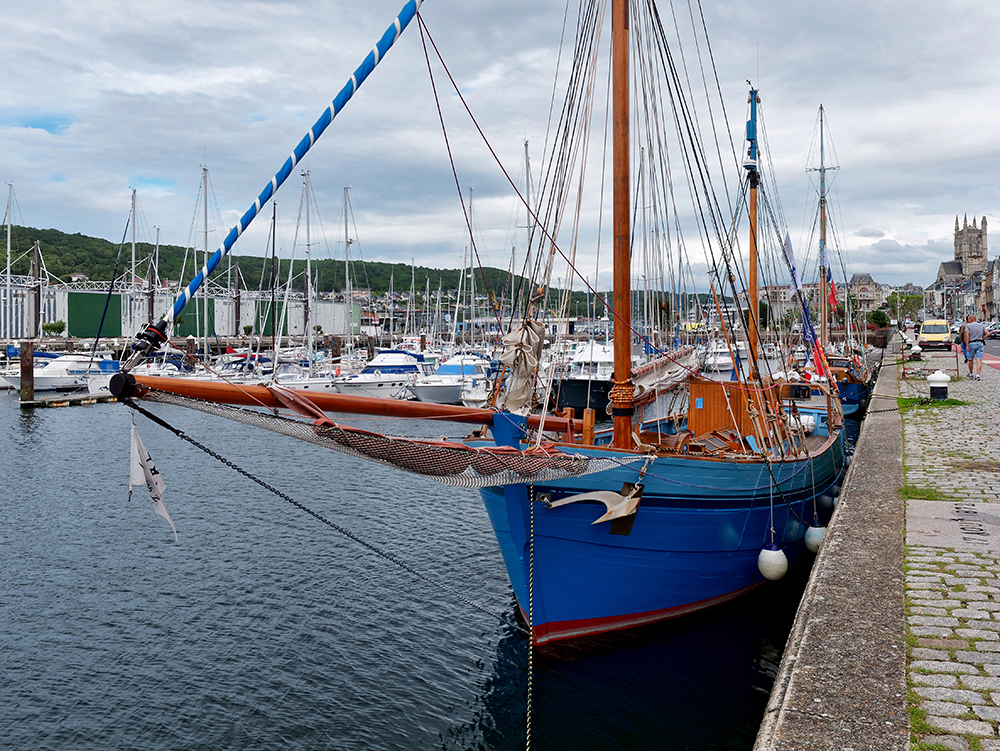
[477,432,845,644]
[837,379,871,417]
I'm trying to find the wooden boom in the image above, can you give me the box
[113,374,585,435]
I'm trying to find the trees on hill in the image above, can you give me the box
[9,224,709,317]
[3,225,516,300]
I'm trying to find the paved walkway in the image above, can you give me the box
[755,346,909,751]
[904,347,1000,750]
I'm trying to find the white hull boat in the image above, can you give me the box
[3,353,119,392]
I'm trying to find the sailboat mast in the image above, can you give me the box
[610,0,634,450]
[468,187,475,346]
[818,104,828,351]
[344,187,352,343]
[31,240,41,339]
[270,203,277,352]
[149,226,159,323]
[746,89,760,365]
[5,183,11,343]
[202,166,209,362]
[407,260,415,339]
[451,262,462,345]
[304,171,313,375]
[131,188,137,337]
[435,279,442,347]
[521,139,531,320]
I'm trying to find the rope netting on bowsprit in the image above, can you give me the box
[134,389,620,488]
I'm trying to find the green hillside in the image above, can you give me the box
[4,225,717,315]
[3,224,556,302]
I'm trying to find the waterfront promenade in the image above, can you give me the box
[757,338,1000,750]
[902,348,1000,751]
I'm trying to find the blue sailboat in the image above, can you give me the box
[447,12,848,640]
[113,0,845,646]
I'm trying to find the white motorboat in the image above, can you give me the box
[407,353,492,405]
[704,339,747,372]
[272,361,341,392]
[2,352,119,392]
[331,349,428,399]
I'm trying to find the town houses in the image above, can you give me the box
[758,275,895,325]
[757,214,997,326]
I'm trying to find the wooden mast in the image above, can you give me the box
[610,0,634,450]
[746,88,760,369]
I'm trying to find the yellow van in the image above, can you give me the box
[918,319,952,350]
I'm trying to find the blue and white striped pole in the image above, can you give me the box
[124,0,423,369]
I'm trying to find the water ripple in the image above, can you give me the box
[0,395,837,749]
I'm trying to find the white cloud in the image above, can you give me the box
[0,0,997,296]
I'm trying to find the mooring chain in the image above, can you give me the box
[867,394,934,415]
[864,391,908,414]
[125,399,528,636]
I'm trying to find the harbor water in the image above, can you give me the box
[0,392,857,750]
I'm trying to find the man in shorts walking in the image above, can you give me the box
[964,314,987,380]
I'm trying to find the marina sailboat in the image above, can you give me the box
[112,0,845,645]
[804,104,874,417]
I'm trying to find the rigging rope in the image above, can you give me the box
[91,216,131,363]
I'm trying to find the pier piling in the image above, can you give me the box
[19,340,34,402]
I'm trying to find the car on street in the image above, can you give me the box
[918,319,953,350]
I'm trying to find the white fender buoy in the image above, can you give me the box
[758,544,788,581]
[804,525,826,553]
[817,493,835,511]
[844,454,852,470]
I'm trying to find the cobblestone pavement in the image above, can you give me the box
[904,351,1000,750]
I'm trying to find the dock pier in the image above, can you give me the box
[757,334,1000,750]
[19,392,119,408]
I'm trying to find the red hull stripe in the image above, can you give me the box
[524,581,766,645]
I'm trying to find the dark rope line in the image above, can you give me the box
[92,215,131,360]
[124,398,528,636]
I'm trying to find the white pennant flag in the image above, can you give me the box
[782,233,802,294]
[130,424,177,541]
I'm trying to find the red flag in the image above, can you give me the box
[828,281,837,308]
[813,343,832,379]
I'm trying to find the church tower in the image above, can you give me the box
[954,214,987,276]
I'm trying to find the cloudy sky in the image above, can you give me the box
[1,0,998,293]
